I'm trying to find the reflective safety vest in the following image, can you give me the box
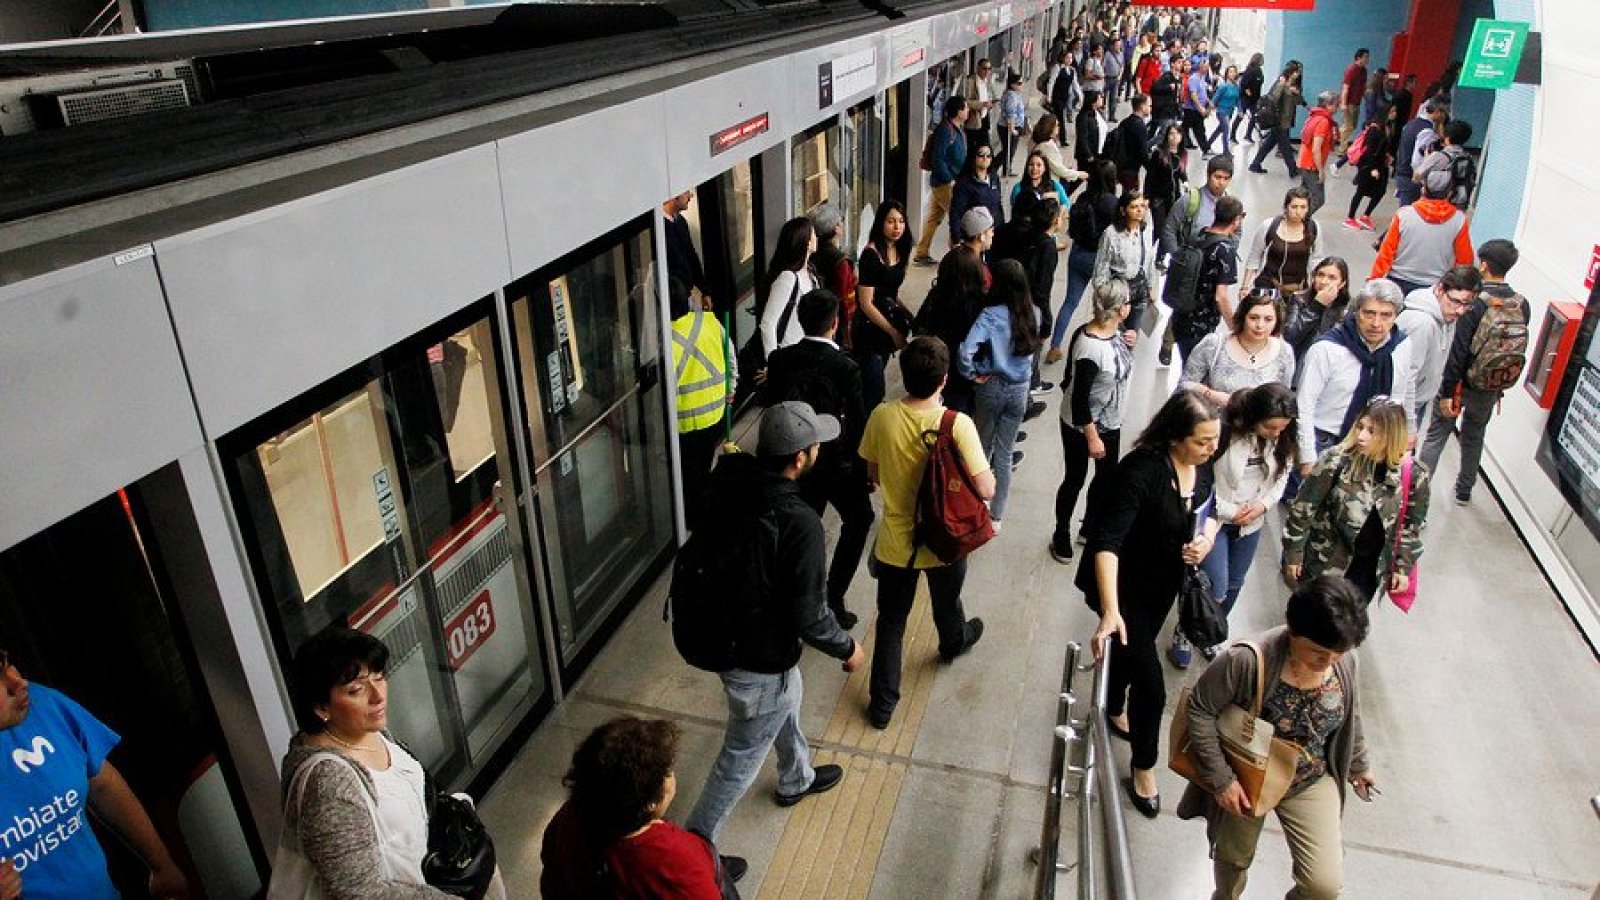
[671,312,730,433]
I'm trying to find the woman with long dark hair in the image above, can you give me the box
[1081,390,1220,819]
[1010,150,1070,225]
[1028,113,1088,194]
[1046,160,1121,362]
[922,241,990,413]
[1193,383,1300,659]
[1091,190,1158,352]
[540,716,731,897]
[959,259,1042,529]
[758,216,817,358]
[1180,290,1296,408]
[1144,122,1188,240]
[1232,52,1265,144]
[855,200,915,410]
[1242,186,1318,296]
[1282,256,1352,371]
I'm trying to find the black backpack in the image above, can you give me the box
[666,508,776,672]
[1448,151,1477,209]
[1102,119,1128,169]
[1255,84,1281,129]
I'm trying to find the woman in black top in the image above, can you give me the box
[1233,53,1265,144]
[855,199,914,411]
[1144,122,1187,242]
[1079,390,1220,818]
[949,145,1005,249]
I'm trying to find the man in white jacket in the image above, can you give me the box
[1294,279,1416,471]
[1397,265,1481,432]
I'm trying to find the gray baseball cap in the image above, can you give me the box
[759,400,841,456]
[961,206,995,240]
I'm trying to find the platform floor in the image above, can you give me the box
[478,113,1600,899]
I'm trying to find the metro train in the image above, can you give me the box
[0,0,1069,894]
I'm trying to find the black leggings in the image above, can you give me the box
[1054,424,1122,551]
[1347,182,1385,218]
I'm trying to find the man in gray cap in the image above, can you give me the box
[683,400,865,852]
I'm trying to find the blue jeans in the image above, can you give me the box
[1052,246,1098,349]
[685,666,815,842]
[974,377,1029,519]
[1200,524,1263,618]
[856,349,888,415]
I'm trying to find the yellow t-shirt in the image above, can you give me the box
[859,400,992,569]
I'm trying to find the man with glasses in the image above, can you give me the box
[0,649,190,899]
[1398,265,1482,436]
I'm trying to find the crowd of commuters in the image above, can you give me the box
[636,4,1524,898]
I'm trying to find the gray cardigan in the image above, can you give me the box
[1175,627,1369,830]
[279,738,448,899]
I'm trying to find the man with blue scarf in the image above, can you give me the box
[1293,279,1416,472]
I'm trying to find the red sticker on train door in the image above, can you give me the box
[443,591,497,671]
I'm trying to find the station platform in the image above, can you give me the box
[478,124,1600,899]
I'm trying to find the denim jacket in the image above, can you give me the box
[959,304,1038,385]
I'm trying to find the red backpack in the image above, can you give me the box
[912,410,995,564]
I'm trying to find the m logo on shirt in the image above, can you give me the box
[12,736,55,774]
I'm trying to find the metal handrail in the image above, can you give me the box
[1032,636,1138,900]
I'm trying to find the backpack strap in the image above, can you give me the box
[1390,454,1414,575]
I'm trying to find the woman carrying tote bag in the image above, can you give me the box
[1175,576,1379,900]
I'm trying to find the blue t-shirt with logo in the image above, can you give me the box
[0,683,120,900]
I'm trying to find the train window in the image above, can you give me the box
[256,386,391,599]
[845,98,884,254]
[431,327,496,482]
[792,123,840,217]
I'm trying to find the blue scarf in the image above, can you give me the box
[1320,316,1407,439]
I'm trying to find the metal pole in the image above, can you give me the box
[1032,641,1082,900]
[1092,637,1138,899]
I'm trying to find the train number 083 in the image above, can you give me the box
[445,592,496,671]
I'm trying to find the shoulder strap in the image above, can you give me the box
[1392,453,1414,564]
[1186,187,1202,219]
[1240,640,1268,722]
[775,277,802,344]
[939,407,958,442]
[287,752,379,828]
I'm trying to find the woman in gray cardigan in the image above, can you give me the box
[1176,576,1378,900]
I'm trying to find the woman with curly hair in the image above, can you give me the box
[540,717,737,898]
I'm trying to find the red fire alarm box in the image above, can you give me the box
[1526,301,1584,409]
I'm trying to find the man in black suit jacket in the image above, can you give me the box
[761,290,873,630]
[1113,94,1152,194]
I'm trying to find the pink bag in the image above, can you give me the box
[1387,454,1420,612]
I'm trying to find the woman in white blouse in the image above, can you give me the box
[1195,382,1300,659]
[759,216,818,358]
[1180,290,1296,407]
[1091,190,1159,350]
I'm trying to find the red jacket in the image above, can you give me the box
[1136,55,1162,96]
[1297,107,1336,171]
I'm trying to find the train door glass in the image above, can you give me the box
[508,219,674,664]
[792,121,842,220]
[680,162,760,349]
[222,304,546,788]
[886,81,909,206]
[845,98,884,254]
[0,470,262,898]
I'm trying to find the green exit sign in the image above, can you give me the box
[1459,18,1530,90]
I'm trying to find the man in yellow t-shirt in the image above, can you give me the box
[858,336,995,730]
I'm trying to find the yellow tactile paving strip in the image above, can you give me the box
[759,583,938,899]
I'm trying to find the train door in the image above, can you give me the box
[843,96,885,254]
[792,118,843,225]
[221,300,548,789]
[681,160,764,352]
[507,217,675,678]
[885,80,910,207]
[1,469,262,899]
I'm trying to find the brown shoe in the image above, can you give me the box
[1044,346,1064,365]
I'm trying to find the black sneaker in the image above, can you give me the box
[1247,165,1268,174]
[867,706,892,730]
[775,763,844,807]
[940,618,985,663]
[1454,492,1470,507]
[1049,542,1074,564]
[1157,346,1173,367]
[1015,430,1028,444]
[1030,381,1055,396]
[720,856,749,884]
[830,605,859,630]
[1011,450,1024,471]
[1023,399,1047,421]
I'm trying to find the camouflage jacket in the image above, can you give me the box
[1282,447,1430,584]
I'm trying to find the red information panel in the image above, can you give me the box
[443,590,497,672]
[1586,244,1599,291]
[1128,0,1313,8]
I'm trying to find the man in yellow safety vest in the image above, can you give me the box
[670,277,735,530]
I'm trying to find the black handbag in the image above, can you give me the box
[1177,564,1227,649]
[421,774,497,899]
[854,296,914,358]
